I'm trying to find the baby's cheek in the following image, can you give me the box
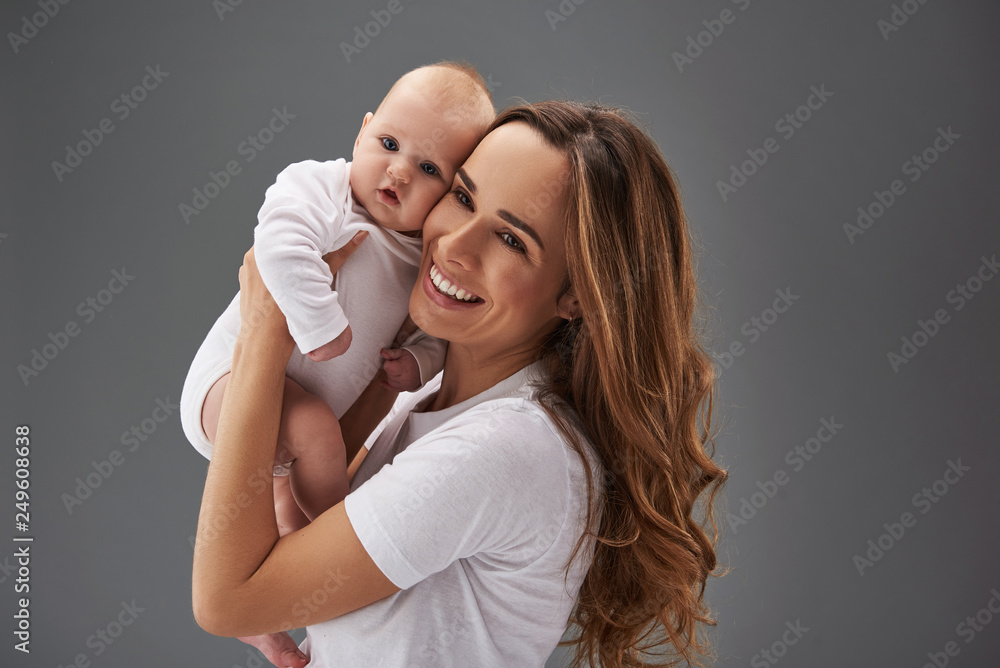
[412,186,447,225]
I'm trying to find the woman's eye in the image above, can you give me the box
[381,137,398,151]
[452,189,472,208]
[499,231,525,253]
[421,163,438,176]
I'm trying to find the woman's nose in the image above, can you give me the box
[436,217,482,272]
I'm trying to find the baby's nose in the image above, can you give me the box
[388,160,410,183]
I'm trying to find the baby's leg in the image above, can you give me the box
[202,373,349,526]
[201,375,309,536]
[271,473,311,537]
[276,379,349,522]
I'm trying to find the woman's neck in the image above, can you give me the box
[428,343,539,412]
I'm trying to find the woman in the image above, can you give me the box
[192,101,728,667]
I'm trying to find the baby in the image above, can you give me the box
[180,62,494,536]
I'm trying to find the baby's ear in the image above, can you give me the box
[353,112,374,151]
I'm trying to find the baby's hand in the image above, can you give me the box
[380,348,422,392]
[306,325,352,362]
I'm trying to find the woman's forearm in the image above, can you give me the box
[340,370,399,467]
[192,334,293,608]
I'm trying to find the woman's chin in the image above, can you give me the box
[408,291,446,341]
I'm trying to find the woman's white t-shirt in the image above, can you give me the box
[299,360,603,667]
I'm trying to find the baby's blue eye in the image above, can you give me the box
[381,137,398,151]
[421,163,438,176]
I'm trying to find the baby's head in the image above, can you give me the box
[351,61,495,235]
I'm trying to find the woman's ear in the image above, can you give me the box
[556,290,581,321]
[353,112,374,154]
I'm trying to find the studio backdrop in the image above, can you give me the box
[3,1,998,666]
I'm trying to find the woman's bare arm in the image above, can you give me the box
[192,235,401,638]
[341,370,397,481]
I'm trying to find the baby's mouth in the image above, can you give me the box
[378,188,399,205]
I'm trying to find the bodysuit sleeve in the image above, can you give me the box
[399,329,448,386]
[254,159,353,354]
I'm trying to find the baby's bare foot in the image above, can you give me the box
[238,631,309,668]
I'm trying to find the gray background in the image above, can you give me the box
[3,0,999,666]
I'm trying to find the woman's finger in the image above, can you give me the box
[235,244,293,349]
[322,230,368,280]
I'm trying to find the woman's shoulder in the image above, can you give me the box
[433,393,603,561]
[433,392,599,486]
[400,361,602,487]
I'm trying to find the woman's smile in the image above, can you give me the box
[421,259,485,309]
[429,261,482,302]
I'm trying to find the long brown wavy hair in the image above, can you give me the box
[488,101,729,667]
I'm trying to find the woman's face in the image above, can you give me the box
[409,122,578,359]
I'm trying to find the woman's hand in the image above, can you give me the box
[321,229,368,281]
[236,246,295,359]
[235,230,368,359]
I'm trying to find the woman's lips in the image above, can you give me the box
[377,188,399,206]
[422,262,484,309]
[430,263,481,302]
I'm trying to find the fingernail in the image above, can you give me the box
[355,230,369,243]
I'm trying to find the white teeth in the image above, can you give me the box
[429,263,478,302]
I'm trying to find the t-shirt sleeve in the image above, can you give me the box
[254,159,352,354]
[343,405,570,590]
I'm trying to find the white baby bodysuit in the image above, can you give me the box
[179,159,446,460]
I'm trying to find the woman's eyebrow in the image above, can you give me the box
[498,210,545,250]
[457,168,477,194]
[458,167,545,250]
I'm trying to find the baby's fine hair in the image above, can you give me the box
[378,60,495,134]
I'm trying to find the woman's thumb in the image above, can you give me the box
[323,230,368,276]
